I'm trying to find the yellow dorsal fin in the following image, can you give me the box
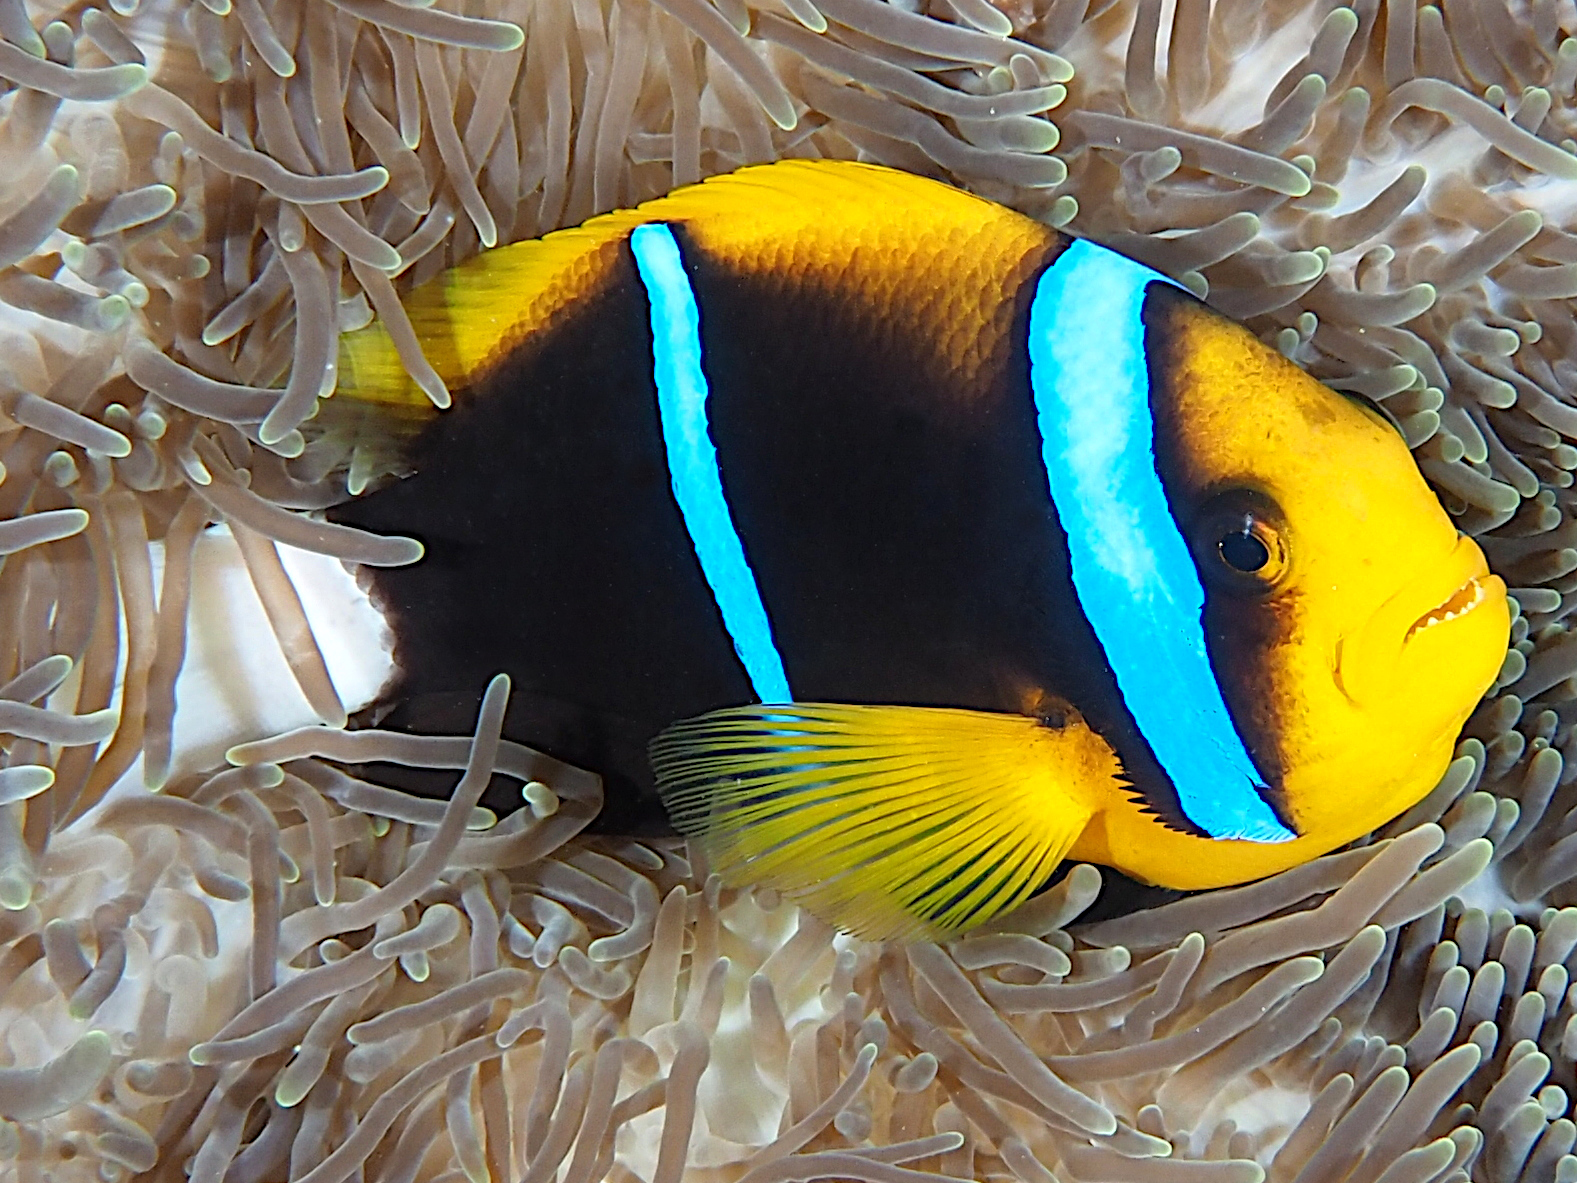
[335,214,646,411]
[651,702,1117,942]
[335,160,1051,413]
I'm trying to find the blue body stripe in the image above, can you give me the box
[630,223,793,705]
[1028,240,1295,844]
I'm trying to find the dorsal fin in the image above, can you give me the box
[334,160,1052,411]
[325,161,1057,489]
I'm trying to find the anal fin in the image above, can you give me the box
[650,703,1118,941]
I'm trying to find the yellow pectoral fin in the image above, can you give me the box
[650,703,1112,942]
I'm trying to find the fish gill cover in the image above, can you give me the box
[0,0,1574,1181]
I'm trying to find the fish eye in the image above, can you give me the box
[1218,522,1271,573]
[1192,491,1289,593]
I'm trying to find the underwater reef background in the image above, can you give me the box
[2,0,1577,1180]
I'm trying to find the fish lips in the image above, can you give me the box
[1337,535,1508,707]
[1399,536,1506,650]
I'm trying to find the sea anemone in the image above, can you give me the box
[2,0,1577,1181]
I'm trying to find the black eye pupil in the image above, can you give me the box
[1219,530,1270,573]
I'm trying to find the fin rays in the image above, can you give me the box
[652,702,1105,941]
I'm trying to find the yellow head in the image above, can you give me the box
[1094,286,1510,889]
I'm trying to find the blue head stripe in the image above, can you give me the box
[1028,239,1295,844]
[629,222,792,705]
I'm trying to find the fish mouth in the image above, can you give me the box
[1340,535,1503,705]
[1405,575,1491,642]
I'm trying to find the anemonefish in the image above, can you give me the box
[306,159,1509,941]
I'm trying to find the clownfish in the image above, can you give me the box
[312,159,1508,941]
